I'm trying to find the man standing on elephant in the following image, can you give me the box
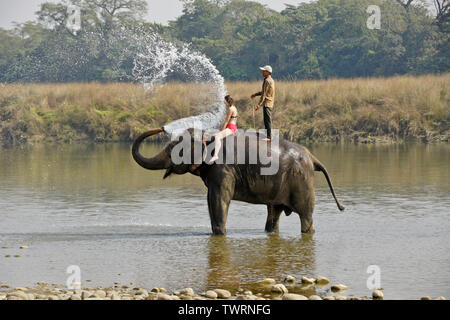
[251,65,275,142]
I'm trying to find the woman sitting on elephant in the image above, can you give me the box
[209,95,238,163]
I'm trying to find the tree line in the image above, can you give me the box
[0,0,448,82]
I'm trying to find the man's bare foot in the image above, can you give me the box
[263,138,271,142]
[209,155,219,164]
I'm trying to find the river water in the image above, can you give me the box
[0,142,448,299]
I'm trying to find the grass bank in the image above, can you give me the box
[0,75,448,146]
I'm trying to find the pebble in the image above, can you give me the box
[7,291,29,300]
[301,276,315,285]
[214,289,231,299]
[435,296,446,300]
[157,293,173,300]
[110,292,121,300]
[0,277,429,301]
[284,275,296,284]
[180,288,195,296]
[205,290,218,299]
[372,290,384,299]
[282,293,308,300]
[134,288,148,298]
[15,287,28,291]
[95,290,107,298]
[259,278,276,286]
[331,284,348,292]
[236,295,257,300]
[271,284,288,294]
[315,276,330,285]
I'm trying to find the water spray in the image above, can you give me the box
[131,32,228,136]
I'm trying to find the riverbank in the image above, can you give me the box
[0,278,445,300]
[0,75,448,146]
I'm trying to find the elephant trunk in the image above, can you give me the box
[132,127,170,170]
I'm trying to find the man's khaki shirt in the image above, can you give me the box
[256,75,275,108]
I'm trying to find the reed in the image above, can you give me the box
[0,74,448,146]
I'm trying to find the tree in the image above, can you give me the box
[433,0,449,30]
[0,0,447,82]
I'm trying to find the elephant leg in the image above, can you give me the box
[299,213,315,234]
[207,183,233,236]
[293,194,315,234]
[265,205,283,233]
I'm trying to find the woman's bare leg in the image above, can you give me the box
[209,129,233,163]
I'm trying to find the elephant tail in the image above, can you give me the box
[311,156,345,211]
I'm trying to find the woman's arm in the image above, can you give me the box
[221,108,232,131]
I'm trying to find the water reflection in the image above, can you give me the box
[206,234,316,295]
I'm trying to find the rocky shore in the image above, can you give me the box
[0,276,446,301]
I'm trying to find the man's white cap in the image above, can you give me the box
[259,65,273,73]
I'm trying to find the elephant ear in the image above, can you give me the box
[189,134,218,174]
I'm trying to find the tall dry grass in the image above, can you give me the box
[0,74,448,146]
[229,75,449,143]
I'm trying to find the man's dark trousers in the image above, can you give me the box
[263,106,272,139]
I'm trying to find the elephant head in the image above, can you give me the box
[132,127,208,179]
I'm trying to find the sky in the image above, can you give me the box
[0,0,312,30]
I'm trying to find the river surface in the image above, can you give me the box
[0,142,449,299]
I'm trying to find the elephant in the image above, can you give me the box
[132,127,344,235]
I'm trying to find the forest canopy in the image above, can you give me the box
[0,0,448,82]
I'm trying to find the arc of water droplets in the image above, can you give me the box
[131,32,228,136]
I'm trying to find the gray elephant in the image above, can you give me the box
[132,128,344,235]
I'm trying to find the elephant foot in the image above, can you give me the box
[301,224,315,234]
[211,227,226,236]
[264,226,279,233]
